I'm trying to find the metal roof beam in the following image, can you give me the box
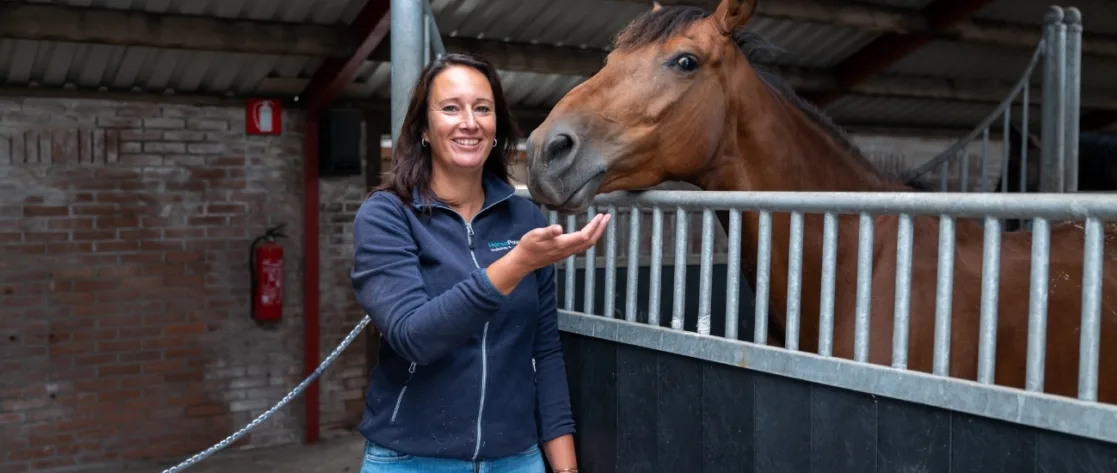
[805,0,999,106]
[0,2,351,57]
[300,0,390,115]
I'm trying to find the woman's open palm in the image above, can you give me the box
[513,213,611,272]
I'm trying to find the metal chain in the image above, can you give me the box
[160,314,372,473]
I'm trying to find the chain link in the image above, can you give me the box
[160,314,372,473]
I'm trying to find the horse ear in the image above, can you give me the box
[712,0,757,34]
[652,1,662,11]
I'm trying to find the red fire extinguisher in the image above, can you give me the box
[250,224,288,322]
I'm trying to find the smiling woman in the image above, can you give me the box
[350,52,610,473]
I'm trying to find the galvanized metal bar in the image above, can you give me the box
[1040,7,1067,193]
[853,212,874,363]
[1026,217,1051,391]
[510,189,1117,220]
[648,206,664,326]
[818,212,838,357]
[932,215,955,376]
[960,151,970,192]
[671,208,688,330]
[980,128,989,192]
[697,209,715,335]
[584,206,597,315]
[557,310,1117,446]
[603,206,618,319]
[754,211,772,345]
[419,0,445,57]
[422,11,430,65]
[1002,108,1011,193]
[892,214,914,370]
[1064,8,1082,193]
[389,0,424,144]
[564,215,576,310]
[940,160,949,191]
[1020,83,1030,193]
[977,217,1002,384]
[725,210,742,340]
[785,211,804,351]
[1078,216,1104,401]
[625,206,641,323]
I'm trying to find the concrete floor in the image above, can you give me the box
[90,433,366,473]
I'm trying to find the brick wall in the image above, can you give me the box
[0,97,371,472]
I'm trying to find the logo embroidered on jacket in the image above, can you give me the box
[487,240,517,252]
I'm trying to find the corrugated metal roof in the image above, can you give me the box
[23,0,367,25]
[746,18,879,68]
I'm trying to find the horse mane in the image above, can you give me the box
[613,5,934,191]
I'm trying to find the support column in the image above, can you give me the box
[390,0,424,146]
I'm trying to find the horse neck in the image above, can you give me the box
[694,69,914,342]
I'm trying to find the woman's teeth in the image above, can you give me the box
[453,138,481,146]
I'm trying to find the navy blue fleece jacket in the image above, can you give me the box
[351,171,575,461]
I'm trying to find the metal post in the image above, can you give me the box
[390,0,425,145]
[1039,6,1066,193]
[1063,7,1082,193]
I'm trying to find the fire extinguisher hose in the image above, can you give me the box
[159,313,372,473]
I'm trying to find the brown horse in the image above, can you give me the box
[524,0,1117,404]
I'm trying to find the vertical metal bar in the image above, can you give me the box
[671,208,688,330]
[853,212,874,363]
[725,210,742,340]
[697,209,715,335]
[1040,7,1066,193]
[932,215,955,376]
[892,214,914,370]
[419,0,446,57]
[564,215,576,310]
[1078,216,1104,401]
[548,210,558,227]
[1021,83,1030,193]
[754,211,772,345]
[1026,217,1051,391]
[422,11,431,65]
[649,207,664,326]
[960,150,970,192]
[977,217,1002,384]
[940,160,949,192]
[390,0,424,144]
[625,206,641,323]
[1064,8,1082,193]
[1001,109,1011,193]
[603,206,618,319]
[785,211,804,351]
[818,212,838,357]
[981,128,989,192]
[583,206,597,315]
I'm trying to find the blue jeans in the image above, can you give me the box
[360,440,545,473]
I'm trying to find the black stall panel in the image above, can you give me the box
[557,329,1117,473]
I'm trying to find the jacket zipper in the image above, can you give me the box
[390,361,416,423]
[427,191,513,461]
[465,221,489,461]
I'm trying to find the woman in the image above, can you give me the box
[351,52,608,473]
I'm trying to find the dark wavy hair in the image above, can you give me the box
[375,53,520,207]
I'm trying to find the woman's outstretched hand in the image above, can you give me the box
[486,213,611,295]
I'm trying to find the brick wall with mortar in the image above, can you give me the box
[0,97,371,472]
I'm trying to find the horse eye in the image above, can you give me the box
[672,54,699,72]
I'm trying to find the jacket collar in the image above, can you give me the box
[410,169,516,213]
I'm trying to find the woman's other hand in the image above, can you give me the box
[486,213,611,295]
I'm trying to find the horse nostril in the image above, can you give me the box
[545,133,575,163]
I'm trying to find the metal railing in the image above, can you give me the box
[902,6,1083,196]
[522,188,1117,442]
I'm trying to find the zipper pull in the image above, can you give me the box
[465,223,475,249]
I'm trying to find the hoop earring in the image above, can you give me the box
[493,138,498,147]
[421,138,429,147]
